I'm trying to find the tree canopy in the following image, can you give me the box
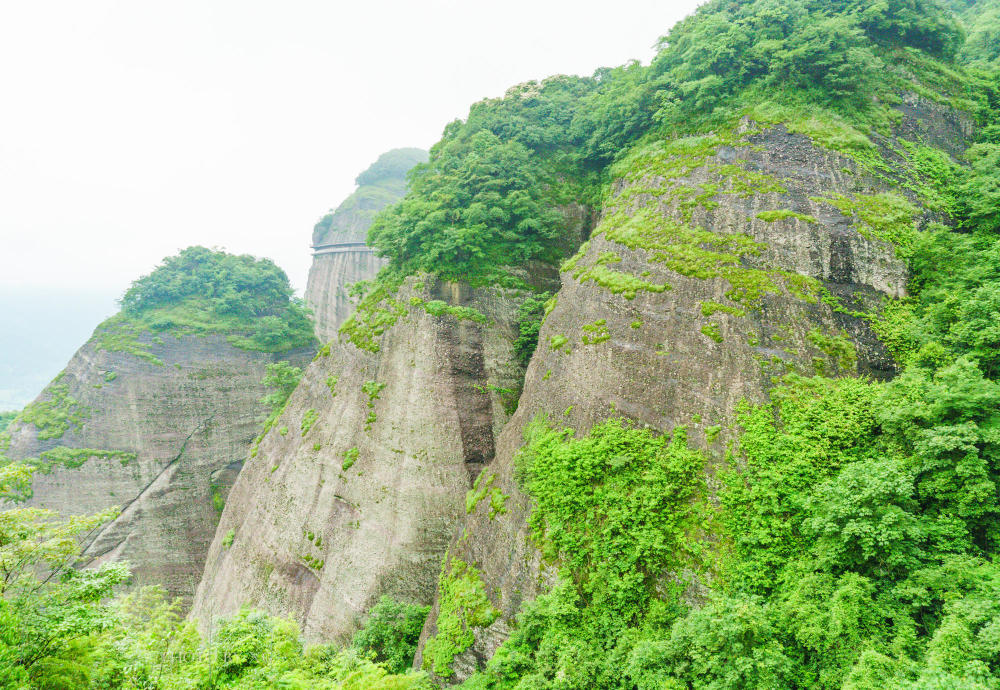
[365,0,987,289]
[111,246,315,354]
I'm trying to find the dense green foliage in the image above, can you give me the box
[0,411,16,432]
[104,247,315,355]
[368,132,566,285]
[455,419,706,688]
[0,464,129,688]
[423,1,1000,687]
[952,0,1000,68]
[513,292,552,366]
[6,1,1000,687]
[0,465,431,689]
[357,0,998,361]
[462,317,1000,688]
[652,0,963,123]
[351,596,430,674]
[121,247,291,317]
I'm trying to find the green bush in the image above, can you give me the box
[513,292,552,366]
[369,131,567,285]
[422,560,499,678]
[351,596,430,673]
[113,247,316,354]
[18,381,89,441]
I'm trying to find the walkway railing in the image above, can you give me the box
[311,241,372,256]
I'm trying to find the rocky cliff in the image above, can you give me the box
[3,317,310,607]
[413,99,972,681]
[305,148,427,340]
[191,96,970,672]
[191,276,526,641]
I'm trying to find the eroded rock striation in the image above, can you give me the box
[3,332,310,607]
[191,277,525,641]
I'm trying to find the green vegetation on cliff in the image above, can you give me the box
[423,559,499,678]
[98,247,315,359]
[17,378,88,441]
[951,0,1000,68]
[312,147,428,246]
[407,0,1000,688]
[0,411,17,433]
[6,0,1000,687]
[250,361,303,459]
[369,131,568,286]
[351,0,998,360]
[455,419,707,687]
[351,596,430,674]
[462,282,1000,689]
[0,464,432,689]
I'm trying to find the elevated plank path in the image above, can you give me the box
[311,241,372,256]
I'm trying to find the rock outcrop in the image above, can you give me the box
[305,148,427,340]
[414,101,971,680]
[191,277,525,641]
[3,331,310,606]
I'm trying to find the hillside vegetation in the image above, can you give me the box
[94,247,316,360]
[312,148,429,247]
[371,0,1000,687]
[3,0,1000,688]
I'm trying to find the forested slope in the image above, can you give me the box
[358,0,1000,687]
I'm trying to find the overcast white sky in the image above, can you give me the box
[0,0,703,298]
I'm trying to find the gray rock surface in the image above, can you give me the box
[4,332,310,607]
[191,277,525,642]
[306,251,387,342]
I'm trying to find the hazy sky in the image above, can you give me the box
[0,0,703,298]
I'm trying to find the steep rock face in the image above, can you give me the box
[192,277,525,642]
[416,104,969,680]
[306,251,387,342]
[3,333,309,606]
[305,148,427,339]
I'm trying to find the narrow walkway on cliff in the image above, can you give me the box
[311,242,372,255]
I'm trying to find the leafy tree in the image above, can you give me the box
[878,359,1000,552]
[369,131,566,284]
[803,459,932,580]
[114,247,315,353]
[851,0,965,58]
[956,143,1000,232]
[637,595,794,690]
[513,292,552,367]
[351,596,430,673]
[88,587,203,689]
[260,361,303,414]
[0,464,129,687]
[956,0,1000,67]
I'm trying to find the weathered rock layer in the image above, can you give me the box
[4,333,309,606]
[192,277,525,641]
